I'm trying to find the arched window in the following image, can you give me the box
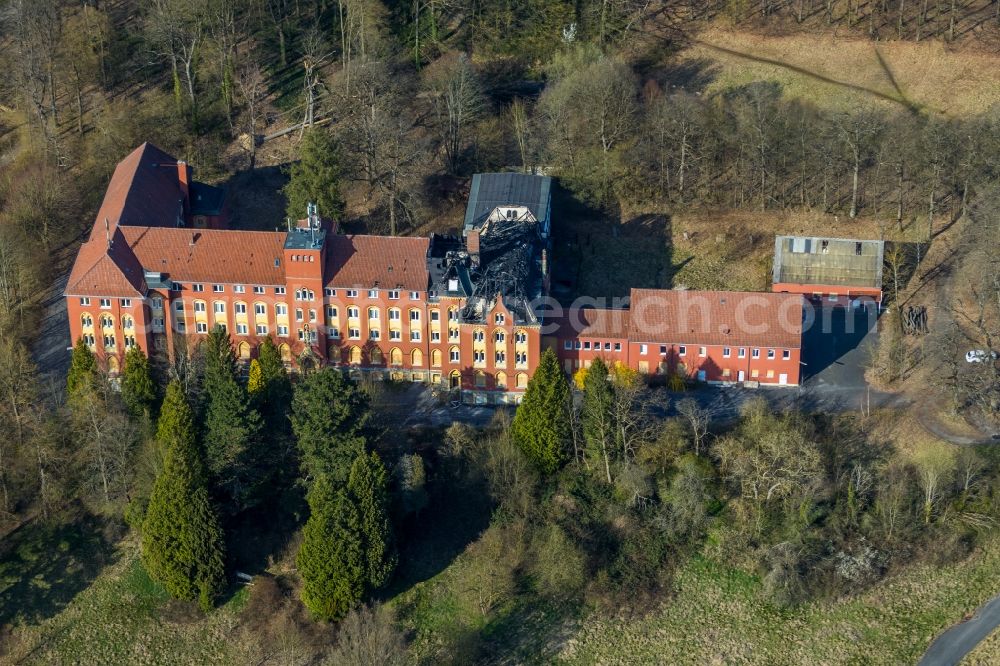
[496,371,507,389]
[81,313,93,328]
[448,307,458,321]
[514,329,528,344]
[194,299,207,314]
[473,328,485,343]
[348,345,362,364]
[238,341,251,360]
[389,347,403,366]
[121,315,134,330]
[368,306,379,320]
[411,348,423,366]
[449,346,460,363]
[516,373,528,388]
[388,307,401,322]
[100,314,114,329]
[370,347,384,364]
[474,371,486,387]
[254,302,267,320]
[107,355,120,375]
[449,370,461,389]
[494,329,506,344]
[431,349,442,367]
[279,343,292,362]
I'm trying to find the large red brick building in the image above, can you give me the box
[66,145,805,399]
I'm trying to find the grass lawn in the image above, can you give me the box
[5,545,249,665]
[675,28,1000,115]
[558,538,1000,665]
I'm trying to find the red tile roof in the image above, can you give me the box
[325,234,429,291]
[553,308,629,339]
[90,143,187,238]
[628,288,803,348]
[120,227,287,285]
[66,230,147,297]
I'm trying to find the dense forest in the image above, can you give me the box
[3,0,1000,662]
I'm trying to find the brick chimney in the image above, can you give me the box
[467,229,480,256]
[177,160,191,207]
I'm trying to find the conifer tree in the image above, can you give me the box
[247,359,264,396]
[582,357,615,483]
[291,368,368,484]
[122,346,157,420]
[67,338,98,398]
[142,381,226,612]
[253,337,292,434]
[347,451,397,590]
[283,128,345,221]
[200,326,264,513]
[511,348,570,475]
[297,474,365,621]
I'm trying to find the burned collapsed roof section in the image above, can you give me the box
[428,214,547,325]
[463,173,552,237]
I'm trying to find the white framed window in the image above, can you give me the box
[235,303,247,314]
[79,297,91,306]
[739,348,747,359]
[194,301,207,313]
[783,349,791,360]
[390,329,401,341]
[151,297,163,309]
[296,308,303,321]
[370,329,380,340]
[171,282,182,292]
[100,298,112,308]
[325,288,336,297]
[495,351,506,364]
[276,304,288,316]
[349,327,361,339]
[192,284,204,292]
[428,290,437,299]
[213,284,224,293]
[431,331,440,342]
[515,351,528,367]
[604,342,612,351]
[121,298,132,307]
[495,313,505,325]
[410,291,420,300]
[388,290,400,300]
[236,323,248,335]
[699,347,706,357]
[410,330,421,342]
[409,310,421,322]
[450,348,460,362]
[214,302,226,314]
[347,289,358,298]
[614,342,621,351]
[640,344,648,355]
[495,331,506,344]
[583,341,591,350]
[564,341,572,350]
[275,286,286,295]
[309,309,317,322]
[473,350,486,364]
[767,349,775,359]
[253,286,265,294]
[256,324,268,335]
[449,328,459,341]
[514,331,527,344]
[255,303,266,316]
[389,309,401,321]
[348,306,359,318]
[368,307,380,320]
[234,285,246,293]
[196,322,208,333]
[328,327,340,339]
[678,345,686,356]
[327,306,338,319]
[368,289,378,298]
[723,347,731,358]
[278,325,289,337]
[752,348,760,359]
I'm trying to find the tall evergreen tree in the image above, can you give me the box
[253,337,292,434]
[582,357,615,484]
[67,338,98,398]
[141,381,226,612]
[200,326,264,513]
[247,359,264,396]
[291,368,369,484]
[283,128,345,221]
[347,451,397,590]
[297,474,365,621]
[511,348,570,475]
[121,346,157,420]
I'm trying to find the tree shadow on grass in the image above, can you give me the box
[477,594,582,665]
[0,510,120,628]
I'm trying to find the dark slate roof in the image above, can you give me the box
[463,173,551,231]
[189,182,226,216]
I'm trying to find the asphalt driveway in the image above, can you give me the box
[801,304,880,389]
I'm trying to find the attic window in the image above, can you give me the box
[274,258,280,267]
[855,242,863,256]
[821,240,829,254]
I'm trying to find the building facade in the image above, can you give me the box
[66,145,808,399]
